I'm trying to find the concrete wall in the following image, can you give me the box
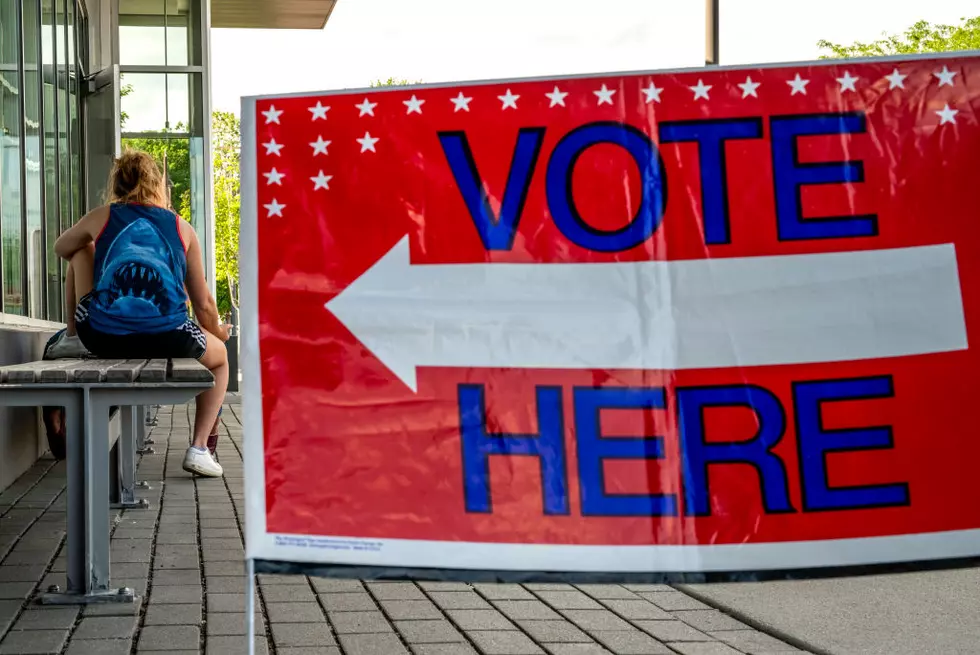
[0,320,61,491]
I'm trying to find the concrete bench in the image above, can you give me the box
[0,358,213,605]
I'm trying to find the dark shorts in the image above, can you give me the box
[75,293,208,360]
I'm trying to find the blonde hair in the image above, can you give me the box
[104,149,168,207]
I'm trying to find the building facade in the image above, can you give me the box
[0,0,335,487]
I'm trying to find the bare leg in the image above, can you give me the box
[192,329,229,449]
[65,245,95,335]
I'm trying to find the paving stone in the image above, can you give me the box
[0,629,68,654]
[542,645,613,655]
[328,610,392,633]
[710,629,803,653]
[155,533,198,545]
[204,576,246,594]
[623,584,674,593]
[207,635,269,654]
[12,607,79,630]
[271,622,337,647]
[368,582,426,600]
[672,611,748,633]
[380,599,444,620]
[599,599,672,620]
[639,592,712,611]
[203,560,243,576]
[259,583,314,602]
[112,528,155,540]
[668,643,742,655]
[72,616,138,640]
[207,592,258,613]
[417,581,472,592]
[205,612,264,636]
[199,538,242,551]
[319,592,377,611]
[592,630,673,654]
[0,582,33,600]
[0,565,45,582]
[149,585,201,604]
[516,620,592,643]
[535,591,603,610]
[467,630,545,654]
[339,633,409,654]
[475,585,535,600]
[152,555,200,570]
[411,644,478,655]
[446,608,515,630]
[394,619,466,643]
[81,595,143,617]
[64,638,133,655]
[2,550,57,565]
[200,529,241,540]
[634,620,712,643]
[277,649,341,655]
[575,585,641,600]
[265,602,326,623]
[137,625,201,651]
[559,610,633,633]
[111,562,149,578]
[430,591,493,610]
[493,600,563,621]
[202,548,242,562]
[153,570,201,586]
[525,583,574,591]
[143,603,203,625]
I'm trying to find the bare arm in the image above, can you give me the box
[54,206,109,260]
[183,224,228,341]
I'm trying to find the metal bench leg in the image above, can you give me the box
[40,389,135,605]
[112,407,149,510]
[137,405,155,447]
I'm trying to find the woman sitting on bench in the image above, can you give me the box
[44,149,229,478]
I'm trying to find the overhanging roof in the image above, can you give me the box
[211,0,337,29]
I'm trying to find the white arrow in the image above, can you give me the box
[326,237,967,392]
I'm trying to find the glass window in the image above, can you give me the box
[23,0,44,318]
[120,72,190,133]
[0,1,25,315]
[56,0,69,239]
[119,0,193,66]
[42,0,61,319]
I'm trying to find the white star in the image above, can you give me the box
[355,98,377,117]
[738,76,761,98]
[837,71,859,92]
[689,79,712,101]
[936,104,958,125]
[885,68,907,89]
[450,92,472,112]
[264,199,285,218]
[934,65,957,87]
[498,89,520,110]
[311,171,333,190]
[309,136,331,157]
[309,101,330,121]
[642,83,663,104]
[594,84,617,105]
[262,106,283,124]
[545,86,569,107]
[357,132,379,153]
[787,74,810,95]
[403,95,425,114]
[263,139,284,156]
[263,168,285,186]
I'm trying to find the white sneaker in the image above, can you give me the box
[182,447,224,477]
[45,330,91,359]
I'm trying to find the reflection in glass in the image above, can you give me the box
[1,1,25,314]
[119,0,191,66]
[121,73,190,133]
[42,0,61,319]
[56,0,70,255]
[23,0,44,318]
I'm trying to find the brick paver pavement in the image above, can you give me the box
[0,401,808,654]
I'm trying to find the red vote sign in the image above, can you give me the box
[241,53,980,573]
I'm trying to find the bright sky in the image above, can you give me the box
[209,0,978,114]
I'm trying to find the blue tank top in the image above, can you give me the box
[87,203,189,335]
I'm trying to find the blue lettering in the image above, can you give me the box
[573,387,678,517]
[677,385,794,516]
[659,118,763,244]
[794,377,909,512]
[458,384,569,515]
[438,128,546,250]
[770,113,877,241]
[545,121,667,252]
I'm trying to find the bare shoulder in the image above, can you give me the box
[175,215,199,252]
[81,205,111,236]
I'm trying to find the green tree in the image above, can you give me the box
[370,77,423,87]
[211,111,241,317]
[818,16,980,58]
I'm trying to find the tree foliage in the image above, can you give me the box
[370,77,423,87]
[212,111,241,317]
[818,16,980,58]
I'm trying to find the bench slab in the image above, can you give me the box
[0,358,213,384]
